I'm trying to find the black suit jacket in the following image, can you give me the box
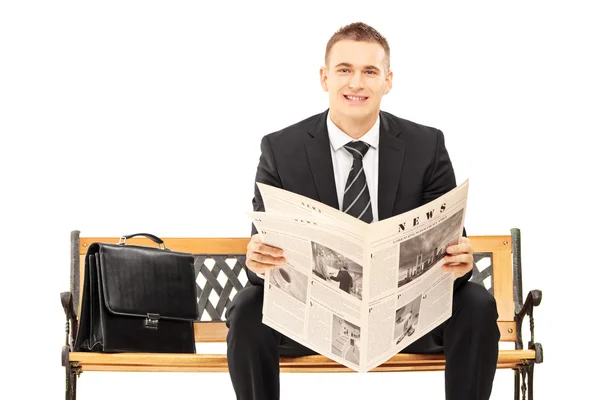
[248,109,472,289]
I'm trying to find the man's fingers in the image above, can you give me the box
[442,237,474,278]
[249,234,285,257]
[246,234,286,275]
[446,243,472,255]
[446,237,472,254]
[250,251,286,265]
[444,254,472,264]
[442,260,472,274]
[246,259,280,275]
[255,243,285,258]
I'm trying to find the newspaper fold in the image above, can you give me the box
[247,179,469,373]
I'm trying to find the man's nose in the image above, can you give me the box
[348,72,365,90]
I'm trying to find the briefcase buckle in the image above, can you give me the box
[145,313,160,330]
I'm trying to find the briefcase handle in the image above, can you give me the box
[118,233,167,249]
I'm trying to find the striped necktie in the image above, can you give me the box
[342,141,373,223]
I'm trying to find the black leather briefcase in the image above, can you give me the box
[74,233,198,353]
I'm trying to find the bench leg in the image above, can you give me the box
[513,368,520,400]
[527,363,534,400]
[65,363,80,400]
[514,362,534,400]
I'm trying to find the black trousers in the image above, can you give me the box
[226,281,500,400]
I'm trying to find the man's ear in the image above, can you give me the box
[319,66,328,91]
[384,70,393,95]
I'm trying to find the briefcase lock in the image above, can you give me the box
[144,313,160,330]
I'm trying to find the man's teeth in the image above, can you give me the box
[346,95,366,101]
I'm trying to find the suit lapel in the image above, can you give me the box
[306,110,339,209]
[378,112,406,220]
[305,110,406,218]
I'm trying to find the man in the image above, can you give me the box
[329,264,353,293]
[226,22,500,400]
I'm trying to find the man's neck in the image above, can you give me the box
[329,110,379,139]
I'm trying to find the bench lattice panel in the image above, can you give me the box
[194,255,250,321]
[470,252,494,295]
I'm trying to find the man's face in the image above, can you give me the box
[320,40,392,120]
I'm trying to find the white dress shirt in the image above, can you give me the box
[326,111,380,222]
[255,113,380,279]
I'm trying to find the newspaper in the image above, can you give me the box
[247,179,469,373]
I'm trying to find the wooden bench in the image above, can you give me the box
[61,228,543,399]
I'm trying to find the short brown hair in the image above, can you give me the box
[325,22,390,70]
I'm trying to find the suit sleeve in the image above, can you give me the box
[329,272,341,282]
[246,135,283,286]
[423,129,472,291]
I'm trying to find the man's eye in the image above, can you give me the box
[339,69,349,73]
[366,71,375,75]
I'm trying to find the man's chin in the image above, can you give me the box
[330,105,377,121]
[342,108,374,120]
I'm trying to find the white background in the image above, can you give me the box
[1,1,598,398]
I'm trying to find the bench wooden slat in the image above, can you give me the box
[191,321,517,343]
[71,349,535,366]
[493,250,514,321]
[496,321,516,342]
[194,322,230,342]
[76,363,523,373]
[469,235,511,253]
[79,237,250,255]
[70,349,536,373]
[78,236,510,256]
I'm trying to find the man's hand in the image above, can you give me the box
[442,237,473,278]
[246,233,286,275]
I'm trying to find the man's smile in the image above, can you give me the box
[344,94,369,103]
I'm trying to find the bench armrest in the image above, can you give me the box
[515,289,543,363]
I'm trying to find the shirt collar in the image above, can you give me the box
[326,111,380,152]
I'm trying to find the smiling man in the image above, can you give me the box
[320,38,392,139]
[226,22,500,400]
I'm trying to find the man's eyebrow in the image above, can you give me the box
[334,63,381,72]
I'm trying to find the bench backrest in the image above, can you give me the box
[71,231,523,344]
